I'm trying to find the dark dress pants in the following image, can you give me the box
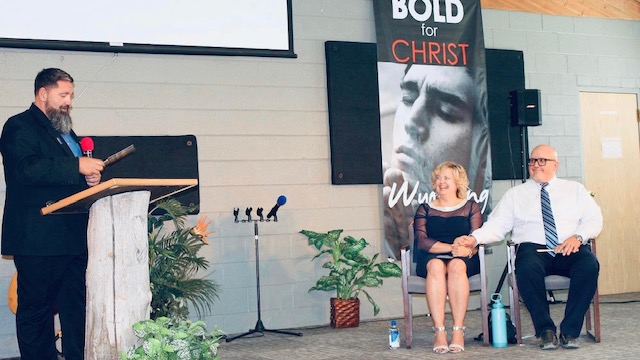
[515,243,599,338]
[14,255,87,360]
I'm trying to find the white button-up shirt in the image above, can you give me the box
[472,177,603,245]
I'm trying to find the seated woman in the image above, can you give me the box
[413,161,482,354]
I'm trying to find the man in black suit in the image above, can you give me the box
[0,68,104,360]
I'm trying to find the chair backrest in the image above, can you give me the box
[408,226,418,276]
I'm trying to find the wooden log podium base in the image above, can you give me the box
[41,178,198,358]
[84,191,152,359]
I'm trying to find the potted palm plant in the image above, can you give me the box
[300,229,401,328]
[147,198,220,320]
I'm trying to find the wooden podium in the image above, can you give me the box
[41,178,197,359]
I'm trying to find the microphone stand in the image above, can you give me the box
[494,126,528,296]
[226,214,302,342]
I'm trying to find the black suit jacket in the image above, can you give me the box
[0,104,89,256]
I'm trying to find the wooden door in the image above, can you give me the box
[579,92,640,294]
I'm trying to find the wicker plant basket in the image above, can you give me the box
[330,297,360,328]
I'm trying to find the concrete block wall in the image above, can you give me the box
[0,2,638,357]
[484,9,640,179]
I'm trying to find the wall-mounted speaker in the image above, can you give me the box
[510,89,541,126]
[486,49,527,180]
[325,41,382,185]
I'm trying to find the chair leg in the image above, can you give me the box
[400,246,414,348]
[585,305,592,333]
[478,244,490,346]
[511,284,523,345]
[585,288,601,343]
[590,240,601,342]
[480,302,490,346]
[507,245,523,345]
[403,295,413,348]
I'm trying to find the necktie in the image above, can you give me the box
[541,183,558,256]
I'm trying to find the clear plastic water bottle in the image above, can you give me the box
[491,293,508,348]
[388,320,400,349]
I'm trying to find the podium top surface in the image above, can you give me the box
[41,178,198,215]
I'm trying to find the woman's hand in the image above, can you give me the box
[451,243,474,258]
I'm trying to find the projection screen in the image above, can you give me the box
[0,0,295,58]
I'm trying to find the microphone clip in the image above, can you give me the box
[266,204,280,222]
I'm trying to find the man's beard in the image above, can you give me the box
[46,106,73,134]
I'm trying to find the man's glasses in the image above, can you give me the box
[528,158,556,166]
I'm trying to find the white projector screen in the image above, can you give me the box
[0,0,295,58]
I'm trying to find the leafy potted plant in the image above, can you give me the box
[300,229,402,328]
[147,198,220,320]
[120,316,225,360]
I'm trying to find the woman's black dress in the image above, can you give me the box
[413,200,482,278]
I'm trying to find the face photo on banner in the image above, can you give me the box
[374,0,491,259]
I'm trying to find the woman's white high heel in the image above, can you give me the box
[449,325,466,352]
[432,326,449,354]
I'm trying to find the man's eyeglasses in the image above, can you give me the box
[528,158,556,166]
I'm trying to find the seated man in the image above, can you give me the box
[456,144,602,350]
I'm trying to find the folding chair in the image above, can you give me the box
[400,243,490,348]
[506,240,601,344]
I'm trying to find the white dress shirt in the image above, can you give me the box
[472,177,603,245]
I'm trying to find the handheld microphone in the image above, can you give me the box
[80,137,94,158]
[266,195,287,222]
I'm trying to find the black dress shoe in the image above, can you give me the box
[539,329,558,350]
[559,333,581,349]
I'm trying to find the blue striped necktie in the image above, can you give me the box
[541,182,558,256]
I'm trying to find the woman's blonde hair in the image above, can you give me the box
[430,161,470,199]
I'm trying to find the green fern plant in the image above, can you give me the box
[148,198,219,320]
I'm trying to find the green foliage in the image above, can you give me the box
[300,229,402,316]
[148,199,220,320]
[120,317,225,360]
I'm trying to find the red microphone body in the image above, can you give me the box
[80,137,94,158]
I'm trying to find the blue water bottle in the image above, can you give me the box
[388,320,400,349]
[491,293,508,348]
